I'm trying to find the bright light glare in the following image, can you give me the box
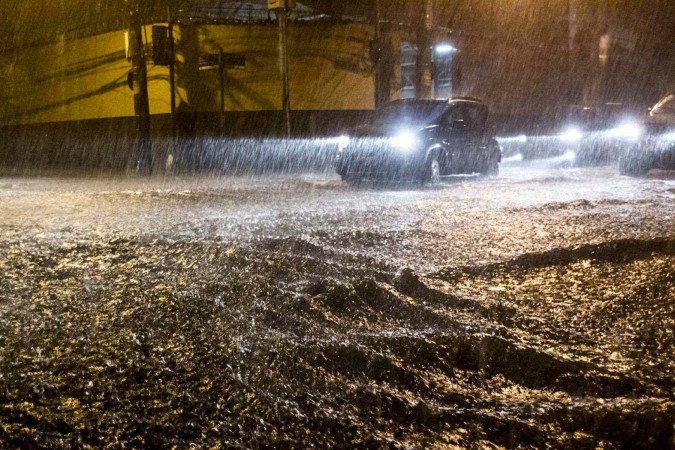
[497,135,528,143]
[562,150,576,162]
[503,153,524,163]
[560,127,583,143]
[435,43,457,55]
[661,132,675,142]
[392,131,419,151]
[607,123,643,140]
[336,135,350,149]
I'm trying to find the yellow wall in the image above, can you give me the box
[174,22,375,113]
[0,28,171,126]
[0,22,375,127]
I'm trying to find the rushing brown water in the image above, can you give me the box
[1,167,673,447]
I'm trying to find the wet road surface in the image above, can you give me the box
[1,166,672,268]
[0,166,673,447]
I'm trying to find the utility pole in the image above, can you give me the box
[168,6,177,140]
[269,0,294,137]
[415,0,434,100]
[278,7,292,137]
[371,0,392,108]
[126,0,153,174]
[219,50,226,113]
[373,0,383,108]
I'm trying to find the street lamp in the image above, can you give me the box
[434,43,457,55]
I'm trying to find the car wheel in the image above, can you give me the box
[421,153,441,185]
[341,174,361,186]
[480,159,500,177]
[619,155,650,176]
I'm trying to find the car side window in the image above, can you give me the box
[442,104,487,132]
[464,105,488,131]
[442,106,468,130]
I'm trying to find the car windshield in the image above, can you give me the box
[373,102,447,128]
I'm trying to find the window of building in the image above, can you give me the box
[401,42,418,99]
[432,43,457,98]
[435,55,453,90]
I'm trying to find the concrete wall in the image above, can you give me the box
[0,21,375,127]
[0,28,171,126]
[175,22,375,113]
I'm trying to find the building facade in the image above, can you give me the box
[0,0,673,168]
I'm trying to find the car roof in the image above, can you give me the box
[448,96,484,105]
[385,97,485,107]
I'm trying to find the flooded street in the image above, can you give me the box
[1,166,674,447]
[2,0,674,446]
[1,166,672,270]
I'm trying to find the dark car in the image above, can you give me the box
[335,98,501,184]
[619,93,675,176]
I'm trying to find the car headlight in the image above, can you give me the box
[607,123,643,140]
[560,127,583,143]
[391,131,420,152]
[336,135,351,152]
[562,150,576,162]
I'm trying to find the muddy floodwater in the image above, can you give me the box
[0,167,673,448]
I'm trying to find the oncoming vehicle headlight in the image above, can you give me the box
[336,135,351,152]
[607,123,643,140]
[560,127,583,143]
[391,131,420,152]
[562,150,576,162]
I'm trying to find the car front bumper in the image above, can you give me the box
[336,141,424,180]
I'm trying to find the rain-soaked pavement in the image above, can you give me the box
[0,165,673,447]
